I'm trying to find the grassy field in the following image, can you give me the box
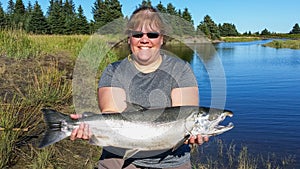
[0,30,296,168]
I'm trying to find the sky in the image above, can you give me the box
[1,0,299,33]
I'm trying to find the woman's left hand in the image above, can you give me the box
[185,134,209,145]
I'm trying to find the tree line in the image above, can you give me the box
[0,0,299,39]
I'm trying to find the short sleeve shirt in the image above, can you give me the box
[98,54,198,168]
[98,54,198,108]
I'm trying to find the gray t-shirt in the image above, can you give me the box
[98,54,198,168]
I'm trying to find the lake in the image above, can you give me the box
[171,40,300,168]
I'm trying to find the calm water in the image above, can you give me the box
[181,40,300,168]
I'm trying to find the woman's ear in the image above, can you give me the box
[128,37,131,44]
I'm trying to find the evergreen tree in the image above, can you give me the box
[74,5,89,34]
[63,0,76,34]
[27,1,49,34]
[166,3,177,15]
[47,0,65,34]
[24,1,33,31]
[139,0,152,7]
[7,0,15,15]
[219,23,239,36]
[261,28,271,35]
[26,1,33,13]
[290,23,300,34]
[13,0,26,29]
[109,0,123,21]
[181,8,193,24]
[0,2,7,29]
[178,9,181,17]
[5,0,15,28]
[156,1,166,13]
[196,15,220,40]
[92,0,123,31]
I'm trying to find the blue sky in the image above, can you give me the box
[1,0,299,33]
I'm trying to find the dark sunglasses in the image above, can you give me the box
[131,31,160,39]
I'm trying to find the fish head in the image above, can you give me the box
[188,107,234,136]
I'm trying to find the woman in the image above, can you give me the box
[71,6,208,169]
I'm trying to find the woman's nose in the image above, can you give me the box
[140,34,150,43]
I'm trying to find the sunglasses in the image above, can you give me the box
[131,31,160,39]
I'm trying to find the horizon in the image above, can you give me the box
[1,0,299,33]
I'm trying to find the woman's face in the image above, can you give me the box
[128,25,163,65]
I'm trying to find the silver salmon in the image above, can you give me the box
[39,103,234,159]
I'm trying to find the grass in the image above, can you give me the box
[221,36,262,42]
[0,30,297,168]
[263,39,300,49]
[0,96,43,168]
[0,30,41,58]
[192,138,296,169]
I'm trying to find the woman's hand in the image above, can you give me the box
[185,134,209,145]
[69,114,92,141]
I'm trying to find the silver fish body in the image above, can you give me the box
[39,103,233,158]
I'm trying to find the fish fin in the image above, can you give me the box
[124,102,147,112]
[123,149,140,160]
[172,134,190,152]
[38,109,72,148]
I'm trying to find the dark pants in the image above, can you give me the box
[98,158,192,169]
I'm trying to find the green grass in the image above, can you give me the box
[263,39,300,49]
[0,30,41,58]
[221,36,262,42]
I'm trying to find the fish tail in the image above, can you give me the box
[38,109,72,148]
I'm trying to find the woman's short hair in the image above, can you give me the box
[126,6,166,35]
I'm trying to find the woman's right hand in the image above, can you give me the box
[69,114,92,140]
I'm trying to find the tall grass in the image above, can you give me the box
[192,138,296,169]
[29,35,90,59]
[23,62,73,107]
[0,30,41,58]
[0,96,42,168]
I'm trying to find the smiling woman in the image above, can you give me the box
[70,5,208,169]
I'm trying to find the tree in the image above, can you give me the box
[7,0,15,15]
[261,28,271,35]
[156,1,166,13]
[290,23,300,34]
[181,8,193,24]
[27,1,49,34]
[14,0,26,27]
[47,0,65,34]
[219,23,239,36]
[139,0,152,7]
[63,0,77,34]
[0,2,7,29]
[166,3,177,16]
[197,15,220,40]
[92,0,123,31]
[74,5,89,34]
